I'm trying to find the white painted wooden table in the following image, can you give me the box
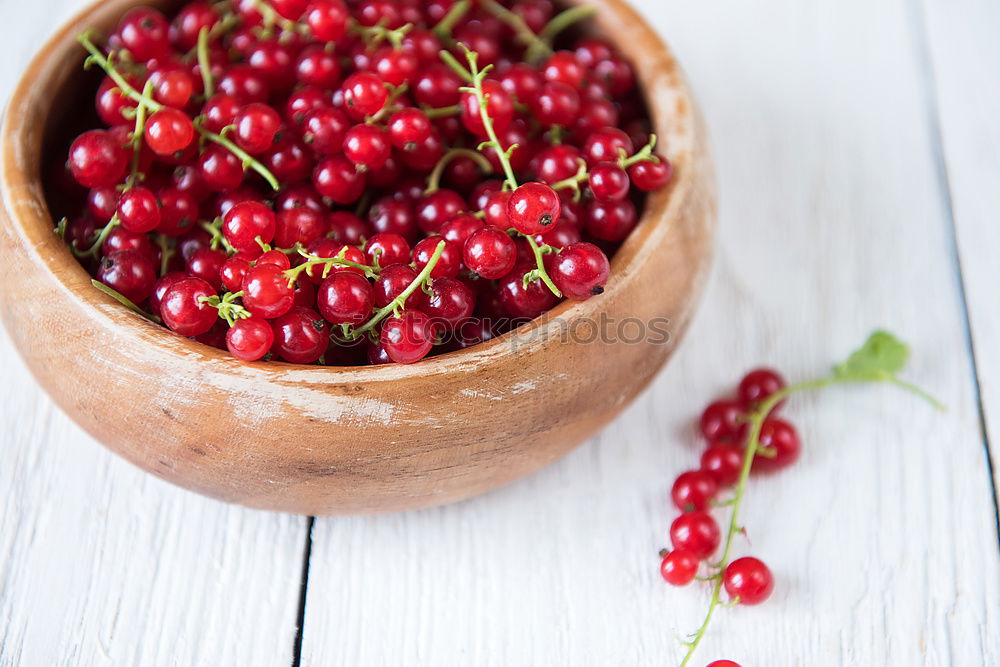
[2,0,999,665]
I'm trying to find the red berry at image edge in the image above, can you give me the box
[723,557,774,605]
[705,661,741,667]
[55,0,674,365]
[738,367,787,408]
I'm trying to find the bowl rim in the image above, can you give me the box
[1,0,698,383]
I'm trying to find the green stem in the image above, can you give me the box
[458,47,518,190]
[619,134,659,169]
[480,0,551,58]
[284,249,379,287]
[533,5,597,52]
[350,240,445,338]
[197,26,215,97]
[549,159,588,200]
[425,147,493,194]
[438,49,475,84]
[155,234,174,277]
[91,279,161,323]
[432,0,470,45]
[678,369,939,667]
[350,20,413,49]
[523,234,562,297]
[422,104,462,119]
[200,291,251,326]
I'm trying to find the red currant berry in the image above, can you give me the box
[313,155,365,203]
[368,196,417,240]
[223,201,276,252]
[170,2,219,51]
[233,103,281,154]
[296,45,342,89]
[700,400,747,442]
[440,213,485,247]
[258,249,292,270]
[585,199,637,242]
[216,64,270,104]
[542,51,585,88]
[738,368,787,409]
[374,264,425,310]
[149,271,187,318]
[659,549,699,586]
[752,418,801,473]
[507,182,560,234]
[271,307,328,363]
[327,211,369,244]
[343,124,390,170]
[304,0,349,41]
[700,443,745,487]
[531,81,580,127]
[588,163,630,202]
[415,189,465,234]
[226,317,274,361]
[380,310,435,364]
[630,154,673,191]
[117,187,161,233]
[160,277,218,336]
[198,144,245,191]
[413,63,462,108]
[242,263,295,318]
[464,228,517,279]
[317,271,373,325]
[460,80,513,137]
[68,130,128,188]
[723,557,774,605]
[274,207,325,248]
[117,7,171,62]
[422,277,474,330]
[671,470,719,512]
[202,94,241,133]
[669,511,720,560]
[371,46,419,87]
[582,127,633,166]
[497,264,560,319]
[706,662,742,667]
[150,67,195,108]
[186,247,227,291]
[144,108,195,156]
[301,107,350,155]
[412,238,461,278]
[387,108,432,150]
[341,72,388,119]
[220,255,252,293]
[364,232,410,267]
[97,250,156,304]
[545,242,610,300]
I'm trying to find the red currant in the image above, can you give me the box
[507,182,560,234]
[68,130,128,188]
[723,557,774,605]
[669,511,720,560]
[545,242,610,300]
[233,103,281,154]
[659,549,699,586]
[738,368,787,409]
[117,187,161,233]
[380,310,435,363]
[317,271,373,325]
[226,317,275,361]
[671,470,719,512]
[630,154,673,191]
[699,443,744,487]
[145,108,195,156]
[464,228,517,279]
[699,400,747,442]
[160,277,218,336]
[97,250,156,304]
[242,263,295,318]
[588,163,630,202]
[271,307,328,363]
[752,418,801,473]
[223,201,276,252]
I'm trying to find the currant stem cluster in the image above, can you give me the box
[677,331,942,667]
[78,32,280,190]
[283,247,380,287]
[550,135,661,202]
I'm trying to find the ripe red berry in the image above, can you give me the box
[412,238,461,278]
[546,242,610,300]
[699,400,747,443]
[374,264,424,310]
[706,661,742,667]
[669,511,720,559]
[317,272,373,325]
[68,130,128,188]
[531,81,580,127]
[97,250,156,304]
[752,417,801,473]
[242,263,295,319]
[271,307,328,363]
[671,470,719,512]
[301,107,350,155]
[226,317,275,361]
[582,127,633,166]
[343,124,390,170]
[223,201,276,252]
[387,108,432,150]
[144,108,195,156]
[659,549,699,586]
[117,7,171,62]
[507,182,560,235]
[341,72,388,119]
[700,443,745,487]
[380,310,436,364]
[588,163,630,202]
[233,103,281,154]
[160,277,218,336]
[313,155,365,203]
[585,199,637,242]
[629,154,673,191]
[464,228,517,279]
[497,264,560,319]
[460,80,513,137]
[364,232,410,267]
[723,557,774,605]
[117,187,161,233]
[738,368,787,409]
[422,277,474,330]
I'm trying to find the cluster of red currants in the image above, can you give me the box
[56,0,673,365]
[660,368,803,604]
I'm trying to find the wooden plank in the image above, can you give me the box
[0,4,307,664]
[299,0,1000,664]
[920,0,1000,507]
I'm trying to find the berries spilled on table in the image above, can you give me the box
[659,332,941,667]
[52,0,675,365]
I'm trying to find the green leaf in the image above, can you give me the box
[834,330,910,379]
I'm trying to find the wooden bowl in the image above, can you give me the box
[0,0,716,514]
